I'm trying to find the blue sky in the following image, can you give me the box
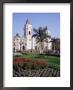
[13,13,60,38]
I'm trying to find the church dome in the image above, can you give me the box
[16,33,20,37]
[14,33,20,38]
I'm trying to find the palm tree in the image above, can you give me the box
[32,26,51,54]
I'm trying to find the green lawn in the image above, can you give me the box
[14,53,60,69]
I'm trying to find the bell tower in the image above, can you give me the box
[24,19,32,50]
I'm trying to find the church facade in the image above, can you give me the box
[13,19,52,53]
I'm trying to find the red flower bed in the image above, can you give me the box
[13,58,32,64]
[33,60,48,66]
[13,58,48,69]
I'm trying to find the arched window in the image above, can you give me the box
[29,31,31,35]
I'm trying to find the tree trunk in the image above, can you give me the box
[40,42,43,54]
[54,43,56,53]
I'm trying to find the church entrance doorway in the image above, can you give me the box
[13,47,15,52]
[23,46,25,51]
